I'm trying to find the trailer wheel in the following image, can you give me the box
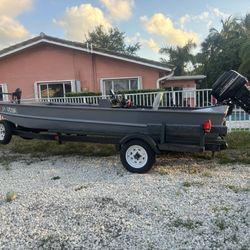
[120,140,155,173]
[0,121,13,145]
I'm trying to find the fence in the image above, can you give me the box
[25,89,250,132]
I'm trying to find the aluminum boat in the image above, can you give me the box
[0,100,229,136]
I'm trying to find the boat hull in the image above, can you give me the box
[0,103,228,135]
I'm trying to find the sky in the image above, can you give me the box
[1,0,250,61]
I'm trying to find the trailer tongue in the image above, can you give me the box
[0,70,249,173]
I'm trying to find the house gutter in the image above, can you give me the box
[156,69,175,89]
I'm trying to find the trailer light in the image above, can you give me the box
[203,120,212,133]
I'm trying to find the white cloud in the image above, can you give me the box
[100,0,134,20]
[0,0,33,17]
[54,4,112,41]
[196,11,210,21]
[143,38,160,53]
[0,0,33,48]
[179,14,190,29]
[126,32,160,53]
[141,13,199,47]
[211,8,230,19]
[0,16,30,45]
[179,7,230,30]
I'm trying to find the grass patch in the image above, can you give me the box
[216,131,250,165]
[0,136,116,157]
[38,235,60,249]
[0,155,21,170]
[183,181,204,188]
[225,185,250,193]
[172,218,202,230]
[51,176,60,180]
[214,218,227,231]
[225,131,250,150]
[217,150,250,165]
[213,206,230,213]
[74,185,88,191]
[156,166,169,175]
[201,171,213,177]
[0,132,249,165]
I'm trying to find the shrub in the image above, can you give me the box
[66,92,102,97]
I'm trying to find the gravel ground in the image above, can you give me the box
[0,154,249,250]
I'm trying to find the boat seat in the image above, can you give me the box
[152,92,163,110]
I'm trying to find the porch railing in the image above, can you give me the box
[39,89,214,107]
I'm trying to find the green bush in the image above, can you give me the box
[66,89,165,97]
[116,89,165,95]
[66,92,102,97]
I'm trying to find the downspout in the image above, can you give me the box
[156,69,175,89]
[90,44,98,92]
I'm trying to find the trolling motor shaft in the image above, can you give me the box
[2,88,22,104]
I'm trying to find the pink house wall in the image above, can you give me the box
[161,80,196,89]
[0,43,162,98]
[94,56,161,90]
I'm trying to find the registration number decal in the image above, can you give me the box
[2,106,17,114]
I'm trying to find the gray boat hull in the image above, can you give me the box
[0,103,228,135]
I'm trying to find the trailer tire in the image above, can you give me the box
[120,140,155,173]
[0,121,13,145]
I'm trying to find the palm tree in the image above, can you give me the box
[160,41,196,75]
[238,14,250,79]
[239,41,250,79]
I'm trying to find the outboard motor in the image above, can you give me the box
[211,70,250,114]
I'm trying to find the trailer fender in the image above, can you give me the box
[119,134,160,154]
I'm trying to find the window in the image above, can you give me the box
[102,77,140,95]
[38,81,72,98]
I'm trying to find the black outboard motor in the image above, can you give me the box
[211,70,250,114]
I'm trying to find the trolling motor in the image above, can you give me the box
[2,88,22,104]
[110,89,132,108]
[211,70,250,115]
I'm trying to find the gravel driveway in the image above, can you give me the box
[0,154,249,249]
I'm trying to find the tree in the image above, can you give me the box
[238,14,250,79]
[84,26,140,56]
[159,41,196,76]
[195,16,250,87]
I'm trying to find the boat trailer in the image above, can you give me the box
[0,70,249,173]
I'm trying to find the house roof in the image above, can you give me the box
[0,33,173,72]
[166,75,206,81]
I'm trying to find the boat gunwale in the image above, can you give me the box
[0,102,229,116]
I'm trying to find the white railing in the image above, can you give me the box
[226,106,250,131]
[124,89,214,108]
[5,89,250,132]
[38,89,214,107]
[39,95,110,105]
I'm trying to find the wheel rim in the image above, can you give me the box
[126,145,148,169]
[0,124,6,140]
